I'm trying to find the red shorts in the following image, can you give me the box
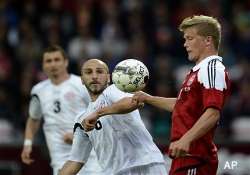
[169,154,218,175]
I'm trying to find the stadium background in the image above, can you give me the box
[0,0,249,174]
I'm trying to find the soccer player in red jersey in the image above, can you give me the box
[133,15,231,175]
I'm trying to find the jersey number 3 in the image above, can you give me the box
[53,100,61,113]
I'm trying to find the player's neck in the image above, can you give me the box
[51,72,70,85]
[90,94,99,101]
[196,50,218,64]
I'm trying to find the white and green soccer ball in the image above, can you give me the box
[112,59,149,92]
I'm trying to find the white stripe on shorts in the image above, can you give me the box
[187,168,197,175]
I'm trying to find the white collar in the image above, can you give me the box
[192,55,223,72]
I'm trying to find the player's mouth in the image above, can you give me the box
[90,82,100,85]
[50,68,58,73]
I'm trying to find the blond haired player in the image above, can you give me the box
[133,15,231,175]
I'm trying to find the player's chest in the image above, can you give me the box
[39,86,80,113]
[177,72,200,101]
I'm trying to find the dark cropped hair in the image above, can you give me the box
[43,45,68,60]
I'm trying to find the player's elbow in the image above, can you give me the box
[206,107,220,123]
[59,167,79,175]
[59,161,83,175]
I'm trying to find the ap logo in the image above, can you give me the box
[224,160,238,170]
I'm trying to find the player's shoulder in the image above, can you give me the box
[104,84,116,92]
[74,109,87,123]
[102,84,124,97]
[104,84,131,94]
[197,56,227,90]
[67,74,82,84]
[200,56,225,71]
[69,74,89,88]
[31,79,50,94]
[197,56,225,78]
[69,74,81,80]
[105,84,135,96]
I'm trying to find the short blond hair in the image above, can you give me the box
[179,15,221,50]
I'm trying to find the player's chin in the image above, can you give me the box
[49,71,59,77]
[90,86,105,94]
[188,55,196,62]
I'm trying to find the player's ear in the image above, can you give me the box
[80,70,84,85]
[205,36,213,47]
[65,58,69,67]
[81,76,84,85]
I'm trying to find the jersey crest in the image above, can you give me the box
[64,91,77,101]
[187,74,196,86]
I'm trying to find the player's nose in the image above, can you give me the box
[184,41,188,48]
[91,72,98,80]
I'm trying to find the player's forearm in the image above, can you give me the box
[98,97,138,117]
[24,117,41,140]
[181,108,220,143]
[145,96,176,112]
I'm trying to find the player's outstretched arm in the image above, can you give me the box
[59,160,83,175]
[82,97,140,131]
[133,91,176,112]
[98,96,139,116]
[21,117,41,164]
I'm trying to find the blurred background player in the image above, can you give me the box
[20,45,103,175]
[133,15,231,175]
[59,59,167,175]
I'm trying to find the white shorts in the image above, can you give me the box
[116,163,168,175]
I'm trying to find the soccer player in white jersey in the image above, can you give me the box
[59,59,167,175]
[21,45,104,175]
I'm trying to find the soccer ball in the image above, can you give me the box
[112,59,149,92]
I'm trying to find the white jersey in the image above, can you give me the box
[72,84,165,174]
[29,74,103,174]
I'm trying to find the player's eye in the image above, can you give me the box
[96,69,105,74]
[84,70,92,74]
[45,59,52,63]
[97,70,104,74]
[54,57,61,62]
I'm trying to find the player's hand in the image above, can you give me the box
[21,145,34,165]
[82,112,98,132]
[63,132,73,144]
[168,138,191,158]
[132,91,151,106]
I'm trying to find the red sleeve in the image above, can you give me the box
[202,88,224,111]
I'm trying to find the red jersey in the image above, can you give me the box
[171,55,230,157]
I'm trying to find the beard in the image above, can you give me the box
[86,83,108,95]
